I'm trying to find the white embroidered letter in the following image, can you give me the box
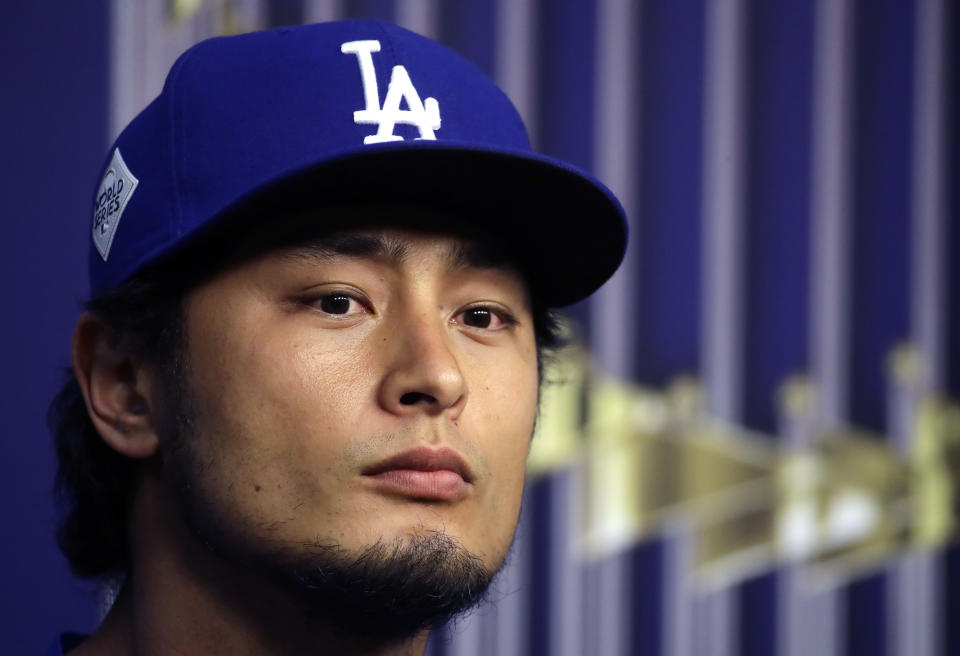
[341,39,441,144]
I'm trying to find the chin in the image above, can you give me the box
[338,504,511,571]
[228,521,498,640]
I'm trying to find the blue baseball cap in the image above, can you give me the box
[89,19,627,307]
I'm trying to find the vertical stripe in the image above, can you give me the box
[527,476,552,656]
[633,2,706,645]
[395,0,438,39]
[111,0,235,138]
[949,542,960,656]
[230,0,268,29]
[846,578,889,656]
[739,2,814,652]
[143,0,165,108]
[629,541,664,656]
[533,0,597,336]
[948,0,960,400]
[441,343,536,656]
[525,471,585,656]
[692,589,736,656]
[135,0,150,123]
[777,378,841,656]
[446,489,533,656]
[847,2,916,654]
[848,0,914,434]
[662,519,696,656]
[697,2,748,655]
[535,0,596,172]
[109,0,133,138]
[635,0,705,387]
[582,554,632,656]
[810,0,854,430]
[739,573,778,656]
[886,322,937,655]
[111,0,176,138]
[581,561,602,653]
[267,0,305,26]
[436,1,496,78]
[944,6,960,653]
[303,0,344,23]
[790,0,856,655]
[701,0,747,423]
[587,4,639,647]
[446,608,484,656]
[535,3,628,651]
[494,0,537,139]
[888,552,943,656]
[342,0,395,22]
[598,554,632,656]
[190,4,212,46]
[887,4,949,656]
[911,0,948,394]
[491,12,560,656]
[590,0,639,379]
[549,470,585,656]
[109,0,135,138]
[742,0,814,434]
[779,569,841,656]
[492,491,532,656]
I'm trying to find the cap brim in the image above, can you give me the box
[228,141,627,308]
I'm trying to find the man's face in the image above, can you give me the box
[166,222,539,592]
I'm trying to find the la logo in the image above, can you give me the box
[341,40,441,144]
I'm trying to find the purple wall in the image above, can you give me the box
[2,2,957,655]
[1,2,109,652]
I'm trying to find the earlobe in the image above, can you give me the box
[71,312,160,459]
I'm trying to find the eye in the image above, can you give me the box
[311,293,368,317]
[455,306,514,331]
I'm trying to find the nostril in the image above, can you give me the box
[400,392,434,405]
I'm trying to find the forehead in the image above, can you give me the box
[168,202,536,298]
[276,228,516,273]
[222,202,522,271]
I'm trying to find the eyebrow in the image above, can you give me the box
[280,233,514,271]
[282,234,407,263]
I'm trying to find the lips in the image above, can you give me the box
[362,446,473,501]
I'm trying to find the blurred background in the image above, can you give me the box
[2,0,958,654]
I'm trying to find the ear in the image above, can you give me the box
[71,312,160,459]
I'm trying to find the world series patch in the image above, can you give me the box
[93,148,139,261]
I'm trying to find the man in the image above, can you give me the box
[49,19,626,656]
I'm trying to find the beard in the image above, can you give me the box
[156,355,500,643]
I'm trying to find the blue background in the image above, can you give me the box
[2,1,958,654]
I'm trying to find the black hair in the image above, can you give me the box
[50,270,185,579]
[50,210,565,579]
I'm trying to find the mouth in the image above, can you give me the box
[362,446,474,501]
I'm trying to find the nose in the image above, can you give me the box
[377,312,468,419]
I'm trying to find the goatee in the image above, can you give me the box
[159,358,498,643]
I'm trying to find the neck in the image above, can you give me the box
[70,473,429,656]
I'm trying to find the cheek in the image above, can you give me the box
[183,310,380,515]
[194,310,372,429]
[468,348,539,537]
[483,382,537,458]
[485,343,539,464]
